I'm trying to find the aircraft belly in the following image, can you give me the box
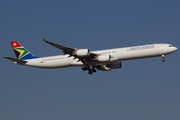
[26,58,72,68]
[87,60,119,66]
[70,60,83,66]
[45,59,72,68]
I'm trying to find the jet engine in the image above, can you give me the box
[97,62,122,71]
[96,54,111,62]
[97,65,111,71]
[75,49,90,57]
[106,62,122,69]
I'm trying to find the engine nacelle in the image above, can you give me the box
[106,62,122,69]
[97,65,111,71]
[75,49,90,57]
[96,54,110,62]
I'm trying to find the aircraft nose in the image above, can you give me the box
[169,46,177,53]
[174,47,178,51]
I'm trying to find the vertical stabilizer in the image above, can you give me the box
[10,41,38,60]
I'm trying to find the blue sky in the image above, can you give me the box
[1,0,180,120]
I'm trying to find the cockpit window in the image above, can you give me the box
[169,45,173,47]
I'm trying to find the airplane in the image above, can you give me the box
[4,38,177,75]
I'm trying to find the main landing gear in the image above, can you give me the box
[82,65,96,75]
[161,55,165,62]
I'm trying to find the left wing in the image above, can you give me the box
[42,38,97,62]
[43,38,76,54]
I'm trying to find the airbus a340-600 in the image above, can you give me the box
[4,38,177,75]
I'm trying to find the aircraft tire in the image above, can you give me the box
[161,59,165,62]
[92,69,96,73]
[82,67,87,71]
[88,71,93,75]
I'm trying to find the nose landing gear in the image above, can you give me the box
[161,55,165,62]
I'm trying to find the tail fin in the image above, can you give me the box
[10,41,38,60]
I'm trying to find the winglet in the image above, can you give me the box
[43,38,49,42]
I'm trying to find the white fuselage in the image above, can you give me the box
[18,43,177,68]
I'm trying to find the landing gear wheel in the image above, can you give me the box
[82,67,87,71]
[161,58,165,62]
[83,65,97,75]
[88,70,93,75]
[92,69,96,73]
[82,65,90,71]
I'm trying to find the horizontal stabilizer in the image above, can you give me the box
[3,57,27,63]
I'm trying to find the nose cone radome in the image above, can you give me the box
[168,46,177,53]
[174,47,178,51]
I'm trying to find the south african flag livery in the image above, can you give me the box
[10,41,38,60]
